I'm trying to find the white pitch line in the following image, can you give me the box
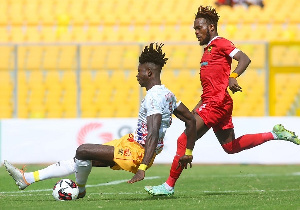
[86,176,160,187]
[2,173,300,196]
[2,188,300,197]
[0,176,160,195]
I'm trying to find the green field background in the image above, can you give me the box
[1,164,300,209]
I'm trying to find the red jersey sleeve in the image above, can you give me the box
[218,38,239,58]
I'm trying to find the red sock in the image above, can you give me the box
[222,132,274,154]
[166,132,187,188]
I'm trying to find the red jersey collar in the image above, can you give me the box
[206,36,220,47]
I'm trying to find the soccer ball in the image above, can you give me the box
[52,179,79,201]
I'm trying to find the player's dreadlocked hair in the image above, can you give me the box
[195,6,219,28]
[139,43,168,69]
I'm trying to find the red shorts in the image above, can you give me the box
[195,98,234,132]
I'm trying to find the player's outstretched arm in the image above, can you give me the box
[229,51,251,94]
[128,114,162,184]
[173,102,197,169]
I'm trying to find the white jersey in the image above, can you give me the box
[134,85,181,154]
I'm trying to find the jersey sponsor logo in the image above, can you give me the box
[198,103,206,112]
[201,61,208,66]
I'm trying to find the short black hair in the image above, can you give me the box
[139,43,168,69]
[195,6,219,28]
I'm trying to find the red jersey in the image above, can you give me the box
[200,36,239,103]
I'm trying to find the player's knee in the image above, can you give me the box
[221,144,235,154]
[76,144,90,159]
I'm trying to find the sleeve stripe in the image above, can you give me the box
[176,101,182,107]
[229,48,240,58]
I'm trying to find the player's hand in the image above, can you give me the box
[229,78,242,94]
[177,155,193,170]
[127,169,145,183]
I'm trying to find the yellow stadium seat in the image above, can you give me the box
[27,71,44,89]
[0,1,8,25]
[46,106,64,118]
[23,0,40,25]
[8,1,24,25]
[242,6,263,24]
[98,106,116,118]
[0,27,11,42]
[85,9,101,25]
[56,29,73,42]
[18,46,44,70]
[168,46,189,69]
[132,26,149,42]
[72,26,89,42]
[80,70,93,87]
[42,46,60,70]
[249,45,265,69]
[271,46,286,66]
[118,26,137,42]
[266,25,282,41]
[88,46,108,70]
[57,46,77,70]
[63,106,77,118]
[86,27,104,42]
[257,8,273,24]
[10,27,27,43]
[129,1,148,25]
[28,102,46,118]
[94,70,110,87]
[61,71,76,88]
[0,46,14,70]
[185,46,202,69]
[105,46,124,69]
[0,106,13,118]
[80,46,92,70]
[17,105,29,118]
[41,27,58,42]
[25,27,42,42]
[122,45,139,70]
[38,1,56,25]
[288,7,300,24]
[68,0,86,25]
[102,27,123,42]
[61,89,76,110]
[44,71,60,88]
[282,24,298,41]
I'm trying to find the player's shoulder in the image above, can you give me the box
[146,85,167,96]
[213,37,234,44]
[147,85,175,100]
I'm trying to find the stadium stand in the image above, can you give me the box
[0,0,299,118]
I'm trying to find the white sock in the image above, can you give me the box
[75,159,92,193]
[24,158,76,184]
[271,131,278,139]
[163,182,174,191]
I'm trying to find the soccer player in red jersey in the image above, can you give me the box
[145,5,300,196]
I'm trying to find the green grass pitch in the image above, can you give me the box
[1,164,300,209]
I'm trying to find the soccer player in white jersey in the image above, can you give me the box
[4,43,196,199]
